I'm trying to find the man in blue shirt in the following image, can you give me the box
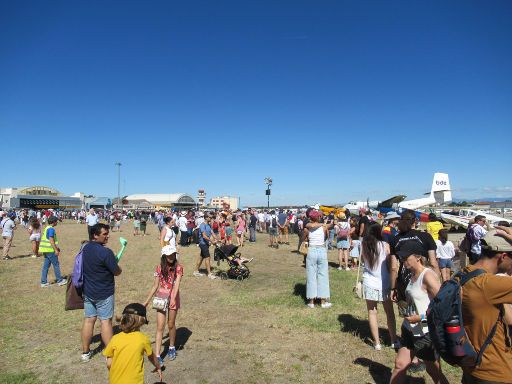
[277,211,289,245]
[194,214,217,279]
[80,223,122,362]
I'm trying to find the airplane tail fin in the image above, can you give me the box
[430,172,452,204]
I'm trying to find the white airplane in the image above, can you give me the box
[344,173,452,215]
[441,208,512,229]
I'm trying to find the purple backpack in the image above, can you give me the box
[71,243,87,288]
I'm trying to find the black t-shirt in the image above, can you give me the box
[358,215,371,236]
[249,214,258,228]
[390,229,437,300]
[82,242,118,300]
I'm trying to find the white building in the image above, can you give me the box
[210,196,239,210]
[123,193,196,209]
[0,186,82,209]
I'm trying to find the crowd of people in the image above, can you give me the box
[2,205,512,383]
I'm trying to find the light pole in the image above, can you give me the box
[264,177,272,208]
[115,162,122,210]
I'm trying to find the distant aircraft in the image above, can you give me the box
[344,173,452,216]
[441,208,512,229]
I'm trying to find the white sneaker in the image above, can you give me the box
[193,271,205,277]
[336,266,342,271]
[81,351,93,362]
[321,302,332,309]
[307,303,315,308]
[374,344,382,351]
[345,267,351,271]
[208,274,218,280]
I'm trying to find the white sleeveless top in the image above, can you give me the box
[308,226,325,246]
[405,267,433,336]
[362,241,390,291]
[163,226,176,249]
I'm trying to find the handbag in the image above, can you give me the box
[299,241,308,256]
[152,287,171,311]
[353,258,363,299]
[65,276,84,310]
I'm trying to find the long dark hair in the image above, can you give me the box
[362,223,383,270]
[160,252,177,281]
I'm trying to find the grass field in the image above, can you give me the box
[0,220,463,383]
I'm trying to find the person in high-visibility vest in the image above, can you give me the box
[40,216,66,287]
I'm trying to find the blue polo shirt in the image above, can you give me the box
[82,241,118,300]
[199,223,212,246]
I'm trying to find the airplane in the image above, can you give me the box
[441,208,512,229]
[344,173,452,217]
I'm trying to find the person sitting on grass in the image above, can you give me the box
[103,303,162,384]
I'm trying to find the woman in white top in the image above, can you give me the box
[160,217,177,251]
[303,210,334,309]
[28,217,42,258]
[435,229,455,282]
[361,224,398,350]
[390,244,448,384]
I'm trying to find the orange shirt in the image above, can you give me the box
[461,265,512,382]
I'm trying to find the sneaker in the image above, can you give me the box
[193,271,205,277]
[408,360,426,373]
[337,266,343,271]
[392,340,401,351]
[31,254,37,258]
[41,282,50,288]
[374,344,382,351]
[345,267,351,271]
[80,351,93,362]
[321,302,332,309]
[167,347,177,361]
[57,279,67,286]
[307,303,315,308]
[157,356,164,366]
[3,256,12,260]
[208,274,217,280]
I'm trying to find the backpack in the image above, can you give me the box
[335,223,349,240]
[272,217,277,228]
[427,269,502,367]
[459,225,477,254]
[71,242,88,289]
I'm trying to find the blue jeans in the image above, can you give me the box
[84,294,115,320]
[41,252,63,284]
[306,247,330,299]
[249,227,256,241]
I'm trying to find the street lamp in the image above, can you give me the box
[115,162,122,210]
[264,177,272,208]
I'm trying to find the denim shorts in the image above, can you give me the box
[438,258,453,269]
[84,294,114,320]
[336,239,350,249]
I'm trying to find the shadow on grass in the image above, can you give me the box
[293,283,306,303]
[354,357,426,384]
[338,314,392,346]
[161,327,192,355]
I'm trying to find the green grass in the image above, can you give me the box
[0,372,40,384]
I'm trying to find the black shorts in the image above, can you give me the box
[401,324,438,362]
[199,243,210,258]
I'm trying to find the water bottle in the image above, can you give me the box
[445,315,465,356]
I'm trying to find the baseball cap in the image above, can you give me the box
[122,303,148,323]
[308,210,322,220]
[396,241,426,260]
[161,245,176,255]
[481,230,512,253]
[385,212,401,221]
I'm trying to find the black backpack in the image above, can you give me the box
[272,217,277,228]
[426,269,503,367]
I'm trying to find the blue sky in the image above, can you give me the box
[2,1,511,206]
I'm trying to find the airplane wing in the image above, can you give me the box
[378,195,406,209]
[440,213,469,229]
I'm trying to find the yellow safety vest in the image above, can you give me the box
[39,225,59,253]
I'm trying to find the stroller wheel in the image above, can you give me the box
[236,275,244,281]
[220,272,228,280]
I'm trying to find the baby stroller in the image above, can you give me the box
[214,244,250,281]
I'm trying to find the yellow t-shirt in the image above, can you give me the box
[103,331,153,384]
[426,221,444,240]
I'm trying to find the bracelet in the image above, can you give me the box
[420,314,426,322]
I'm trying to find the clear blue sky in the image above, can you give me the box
[2,1,511,206]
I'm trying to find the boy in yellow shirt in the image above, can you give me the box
[103,303,162,383]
